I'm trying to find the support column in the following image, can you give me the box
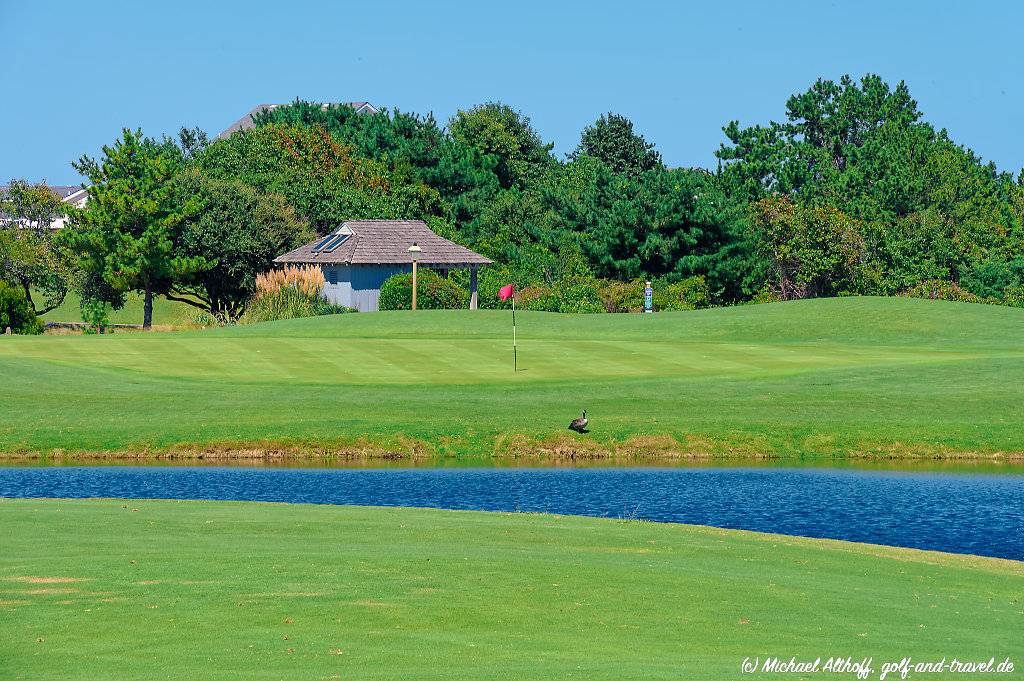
[469,266,479,310]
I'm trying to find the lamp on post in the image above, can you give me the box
[407,242,422,310]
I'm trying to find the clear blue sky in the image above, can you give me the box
[3,0,1022,184]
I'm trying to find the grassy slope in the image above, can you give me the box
[1,499,1020,680]
[39,291,193,326]
[3,297,1024,458]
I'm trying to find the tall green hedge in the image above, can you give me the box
[379,270,469,310]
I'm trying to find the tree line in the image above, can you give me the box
[3,73,1024,328]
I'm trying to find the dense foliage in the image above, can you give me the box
[379,270,468,310]
[173,171,315,320]
[0,180,73,314]
[717,75,1024,303]
[0,280,43,334]
[60,129,210,328]
[55,74,1024,320]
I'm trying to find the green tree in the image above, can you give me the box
[571,113,662,175]
[542,158,746,299]
[0,180,73,314]
[198,123,443,233]
[717,74,1024,300]
[0,280,43,334]
[61,129,209,328]
[449,102,554,189]
[717,74,924,203]
[172,171,315,320]
[747,196,864,300]
[253,102,501,226]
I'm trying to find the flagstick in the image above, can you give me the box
[512,294,517,372]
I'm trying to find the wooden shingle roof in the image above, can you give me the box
[274,220,492,267]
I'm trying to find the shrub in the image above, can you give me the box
[379,270,469,310]
[516,284,559,311]
[468,265,518,310]
[0,281,43,334]
[747,285,783,305]
[240,287,352,324]
[516,280,604,313]
[902,280,986,304]
[183,308,221,329]
[255,265,325,297]
[80,297,111,334]
[240,265,353,323]
[597,279,645,313]
[556,280,605,313]
[1003,285,1024,308]
[655,276,710,311]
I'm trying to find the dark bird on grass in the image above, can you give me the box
[568,410,589,433]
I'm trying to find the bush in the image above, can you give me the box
[597,279,645,313]
[467,265,518,310]
[516,279,604,313]
[240,287,352,324]
[0,281,43,334]
[515,284,559,311]
[240,266,353,323]
[556,280,605,313]
[902,280,986,304]
[655,276,710,311]
[379,270,469,310]
[1003,285,1024,308]
[255,265,325,297]
[746,285,783,306]
[80,297,111,334]
[183,308,222,329]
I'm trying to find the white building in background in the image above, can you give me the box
[0,184,88,230]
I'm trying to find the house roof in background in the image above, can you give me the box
[274,220,492,268]
[0,184,86,202]
[215,101,379,140]
[49,185,84,199]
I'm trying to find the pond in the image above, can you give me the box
[2,465,1022,560]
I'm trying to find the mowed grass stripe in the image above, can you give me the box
[2,297,1024,456]
[0,335,986,385]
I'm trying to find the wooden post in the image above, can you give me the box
[469,266,478,310]
[411,259,418,311]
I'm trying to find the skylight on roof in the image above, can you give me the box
[312,235,335,251]
[321,234,350,252]
[312,225,355,253]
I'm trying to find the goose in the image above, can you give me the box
[568,410,589,433]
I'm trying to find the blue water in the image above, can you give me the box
[1,466,1022,560]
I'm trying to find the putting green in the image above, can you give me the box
[2,297,1023,457]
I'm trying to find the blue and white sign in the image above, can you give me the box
[644,284,653,313]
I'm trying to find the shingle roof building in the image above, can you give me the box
[275,220,491,268]
[216,102,379,140]
[274,220,491,311]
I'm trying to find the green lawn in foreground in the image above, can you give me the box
[2,297,1024,458]
[1,499,1020,680]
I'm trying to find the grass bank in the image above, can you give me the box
[38,290,194,327]
[3,297,1024,460]
[1,498,1020,680]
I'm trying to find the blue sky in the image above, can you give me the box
[3,0,1022,184]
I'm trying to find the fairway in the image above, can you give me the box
[2,297,1024,458]
[1,498,1020,680]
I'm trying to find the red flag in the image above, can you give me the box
[499,284,515,301]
